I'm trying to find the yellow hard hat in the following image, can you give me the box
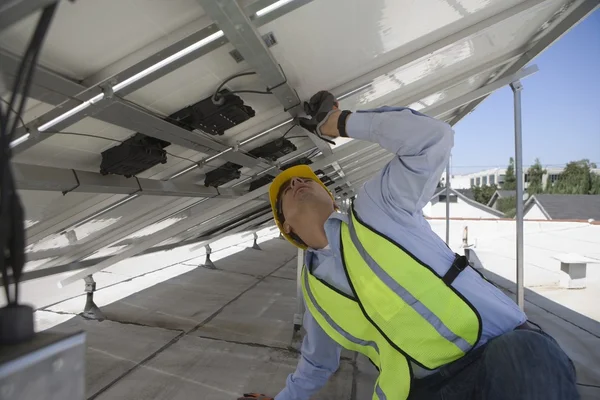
[269,164,333,249]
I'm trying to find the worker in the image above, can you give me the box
[238,91,578,400]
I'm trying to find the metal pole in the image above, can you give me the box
[445,159,451,245]
[511,80,525,310]
[293,248,305,331]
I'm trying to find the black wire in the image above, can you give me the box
[212,71,273,101]
[0,98,26,129]
[0,3,57,305]
[281,124,296,139]
[7,5,57,139]
[223,89,272,96]
[284,135,310,140]
[213,71,256,99]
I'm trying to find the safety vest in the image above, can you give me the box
[301,208,482,400]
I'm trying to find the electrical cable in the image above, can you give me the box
[0,98,26,130]
[0,3,57,309]
[284,135,310,140]
[212,71,272,102]
[281,124,296,139]
[222,89,273,96]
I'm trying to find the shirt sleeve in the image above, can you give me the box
[275,310,341,400]
[346,106,454,215]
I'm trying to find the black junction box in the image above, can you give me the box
[168,90,255,136]
[100,133,170,177]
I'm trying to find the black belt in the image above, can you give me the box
[442,254,469,285]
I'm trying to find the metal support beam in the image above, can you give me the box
[37,197,202,266]
[449,0,600,126]
[511,80,525,310]
[0,49,83,106]
[421,65,538,118]
[199,0,301,115]
[58,140,373,286]
[0,0,58,31]
[13,163,241,198]
[198,0,336,166]
[96,99,273,171]
[2,213,277,286]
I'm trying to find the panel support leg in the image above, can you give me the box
[293,248,305,332]
[81,275,105,321]
[251,232,262,250]
[445,158,451,245]
[511,80,525,310]
[201,245,216,269]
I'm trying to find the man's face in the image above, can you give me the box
[278,177,334,238]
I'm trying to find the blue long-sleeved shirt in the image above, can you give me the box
[275,107,526,400]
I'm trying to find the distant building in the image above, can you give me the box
[424,188,504,219]
[524,195,600,221]
[449,166,600,190]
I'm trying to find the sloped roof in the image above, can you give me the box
[430,188,504,218]
[496,190,516,198]
[487,189,518,207]
[455,189,475,200]
[525,195,600,221]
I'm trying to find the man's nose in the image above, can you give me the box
[289,177,302,188]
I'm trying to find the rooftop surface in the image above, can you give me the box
[9,220,600,399]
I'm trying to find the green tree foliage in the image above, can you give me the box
[503,157,517,190]
[546,159,600,194]
[591,172,600,195]
[471,184,497,205]
[496,196,516,218]
[526,158,546,196]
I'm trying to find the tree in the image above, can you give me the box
[526,158,546,196]
[550,159,597,194]
[591,172,600,195]
[496,196,517,217]
[471,184,497,205]
[503,157,517,190]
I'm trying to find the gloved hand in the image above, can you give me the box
[296,91,339,143]
[237,393,274,400]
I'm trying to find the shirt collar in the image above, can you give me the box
[304,211,348,267]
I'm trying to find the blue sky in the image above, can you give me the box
[452,9,600,175]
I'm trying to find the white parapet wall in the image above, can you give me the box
[427,219,600,288]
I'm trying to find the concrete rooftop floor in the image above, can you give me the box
[22,236,600,399]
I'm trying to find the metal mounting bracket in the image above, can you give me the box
[81,275,105,321]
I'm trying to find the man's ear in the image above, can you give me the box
[282,221,292,234]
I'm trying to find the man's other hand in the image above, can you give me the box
[237,393,274,400]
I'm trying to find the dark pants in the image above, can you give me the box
[408,329,579,400]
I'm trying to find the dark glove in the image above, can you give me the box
[296,91,338,143]
[237,394,274,400]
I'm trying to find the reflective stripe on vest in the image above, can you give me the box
[342,207,482,369]
[302,267,411,400]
